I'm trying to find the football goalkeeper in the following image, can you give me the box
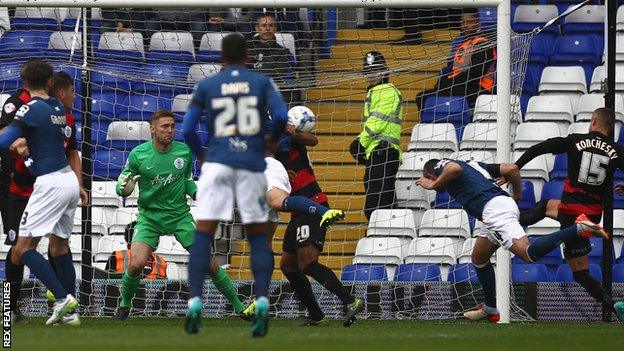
[113,109,248,320]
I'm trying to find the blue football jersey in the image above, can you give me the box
[433,158,509,220]
[190,64,287,172]
[11,97,69,176]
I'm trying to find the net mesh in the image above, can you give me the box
[0,6,535,321]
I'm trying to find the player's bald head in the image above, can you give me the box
[590,107,615,133]
[20,59,53,91]
[221,33,248,65]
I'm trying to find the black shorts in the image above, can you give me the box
[557,212,601,259]
[5,193,28,246]
[282,214,327,254]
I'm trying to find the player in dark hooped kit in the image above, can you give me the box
[514,107,624,322]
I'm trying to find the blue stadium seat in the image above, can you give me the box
[514,237,562,280]
[613,264,624,282]
[562,5,604,35]
[511,264,550,282]
[541,180,564,201]
[132,63,190,97]
[91,92,126,119]
[90,62,136,92]
[0,61,24,92]
[120,95,172,121]
[615,191,624,209]
[587,237,615,266]
[528,35,550,66]
[0,30,52,59]
[615,170,624,182]
[432,191,463,209]
[340,264,387,281]
[93,150,129,180]
[523,64,543,96]
[513,5,560,43]
[517,181,536,211]
[555,263,602,282]
[478,7,497,27]
[550,154,568,180]
[91,119,111,148]
[395,264,441,282]
[551,0,601,14]
[421,96,472,133]
[549,35,601,86]
[448,263,479,283]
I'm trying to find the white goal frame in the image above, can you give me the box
[2,0,514,323]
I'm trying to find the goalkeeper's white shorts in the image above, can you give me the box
[474,195,526,249]
[196,162,269,224]
[19,166,79,239]
[264,157,291,223]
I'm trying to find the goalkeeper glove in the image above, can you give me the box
[119,173,141,197]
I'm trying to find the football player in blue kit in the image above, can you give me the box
[182,33,288,337]
[417,158,608,322]
[0,60,80,325]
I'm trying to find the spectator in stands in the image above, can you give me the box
[206,8,252,37]
[248,13,294,83]
[251,8,311,48]
[101,9,145,33]
[144,8,208,48]
[0,7,9,37]
[415,8,496,110]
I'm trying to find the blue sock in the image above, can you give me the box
[474,262,496,310]
[247,233,273,298]
[188,230,214,299]
[21,249,67,300]
[283,196,329,216]
[53,252,76,296]
[528,225,579,262]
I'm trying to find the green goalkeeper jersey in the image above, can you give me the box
[116,140,197,216]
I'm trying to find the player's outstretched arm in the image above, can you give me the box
[514,137,567,169]
[0,125,22,149]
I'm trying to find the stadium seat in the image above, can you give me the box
[96,32,145,63]
[550,35,601,86]
[93,150,129,180]
[341,264,387,281]
[121,95,172,121]
[514,122,561,150]
[0,61,24,91]
[408,123,458,155]
[198,32,230,62]
[613,264,624,282]
[105,121,151,150]
[132,62,190,96]
[0,94,10,108]
[109,207,138,235]
[155,235,189,263]
[187,63,222,84]
[275,33,297,64]
[524,95,574,135]
[45,31,82,60]
[12,7,67,30]
[568,122,622,142]
[540,180,564,201]
[618,5,624,32]
[147,31,195,63]
[513,237,562,280]
[394,179,434,210]
[539,66,587,94]
[90,62,135,93]
[0,30,52,59]
[614,210,624,260]
[562,5,605,35]
[472,94,523,123]
[513,151,552,180]
[616,191,624,209]
[353,237,408,279]
[418,209,471,239]
[528,35,550,67]
[395,264,441,282]
[459,122,497,151]
[517,181,536,211]
[91,181,122,207]
[404,238,459,266]
[73,206,109,236]
[366,209,421,239]
[575,94,624,123]
[457,237,477,264]
[550,154,568,180]
[587,237,615,266]
[93,235,128,263]
[555,263,602,282]
[396,151,442,179]
[448,263,479,283]
[523,64,542,97]
[431,192,463,210]
[478,7,497,27]
[512,5,560,41]
[91,92,126,119]
[172,93,192,121]
[526,217,561,237]
[449,150,496,163]
[590,65,624,93]
[420,96,471,135]
[511,264,550,282]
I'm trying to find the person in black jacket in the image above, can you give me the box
[248,13,294,84]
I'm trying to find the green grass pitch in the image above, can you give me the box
[11,317,624,351]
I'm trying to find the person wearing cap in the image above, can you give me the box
[351,51,403,220]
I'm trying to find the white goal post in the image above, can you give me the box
[2,0,514,323]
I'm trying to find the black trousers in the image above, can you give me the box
[363,145,400,220]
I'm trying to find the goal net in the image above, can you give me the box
[0,3,535,321]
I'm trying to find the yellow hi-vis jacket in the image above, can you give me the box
[358,82,403,160]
